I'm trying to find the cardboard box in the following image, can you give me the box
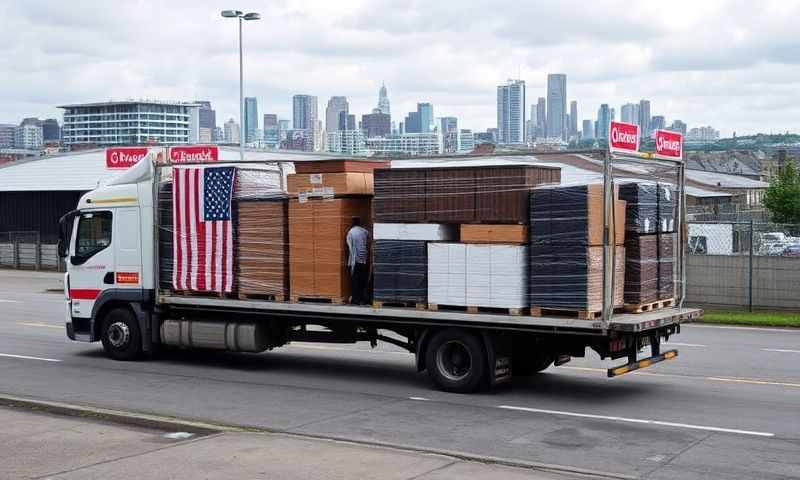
[294,160,389,174]
[460,224,528,244]
[287,172,374,197]
[237,200,288,298]
[374,223,457,241]
[288,198,372,300]
[428,243,528,309]
[624,234,659,305]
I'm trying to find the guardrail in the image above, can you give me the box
[0,231,64,272]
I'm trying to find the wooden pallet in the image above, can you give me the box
[290,295,345,305]
[372,300,427,310]
[238,293,286,302]
[624,298,675,314]
[427,303,525,316]
[529,306,603,320]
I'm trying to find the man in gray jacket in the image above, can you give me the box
[346,216,370,305]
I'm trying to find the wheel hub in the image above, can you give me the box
[435,340,473,381]
[107,322,130,348]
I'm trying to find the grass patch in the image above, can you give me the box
[701,310,800,328]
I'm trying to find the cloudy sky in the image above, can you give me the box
[1,0,799,137]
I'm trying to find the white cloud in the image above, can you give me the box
[0,0,798,136]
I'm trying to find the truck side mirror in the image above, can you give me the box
[57,239,67,258]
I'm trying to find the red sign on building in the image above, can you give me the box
[169,145,219,164]
[106,147,149,169]
[654,129,683,160]
[608,121,640,154]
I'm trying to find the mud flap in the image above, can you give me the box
[481,332,513,386]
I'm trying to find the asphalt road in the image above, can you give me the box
[1,270,799,479]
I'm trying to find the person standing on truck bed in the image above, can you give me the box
[346,216,370,305]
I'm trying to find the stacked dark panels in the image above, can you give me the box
[657,183,676,300]
[529,185,625,312]
[373,240,427,304]
[619,183,659,305]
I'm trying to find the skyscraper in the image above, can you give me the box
[404,111,421,133]
[41,118,60,143]
[224,118,240,144]
[244,97,258,143]
[569,100,578,137]
[582,119,594,139]
[620,103,637,125]
[417,103,434,133]
[440,117,459,153]
[263,114,278,147]
[650,115,666,132]
[546,74,567,140]
[638,99,651,139]
[496,79,525,144]
[325,96,349,133]
[293,95,318,130]
[596,104,612,140]
[197,101,216,144]
[361,112,390,137]
[377,83,390,115]
[536,97,546,139]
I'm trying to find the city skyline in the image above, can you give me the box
[2,1,799,137]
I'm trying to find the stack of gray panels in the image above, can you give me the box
[373,240,427,304]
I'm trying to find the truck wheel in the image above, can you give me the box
[513,352,553,376]
[100,308,142,361]
[425,329,487,393]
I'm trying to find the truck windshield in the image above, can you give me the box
[72,211,112,263]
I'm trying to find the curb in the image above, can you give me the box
[0,393,635,480]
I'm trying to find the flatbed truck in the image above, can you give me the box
[58,150,700,392]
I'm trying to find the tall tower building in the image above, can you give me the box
[596,104,612,140]
[325,96,349,133]
[417,103,434,133]
[536,97,546,139]
[582,119,594,139]
[496,79,526,144]
[224,118,240,144]
[244,97,258,143]
[620,103,637,125]
[569,100,578,137]
[638,99,651,139]
[293,95,319,131]
[546,74,567,140]
[377,83,391,115]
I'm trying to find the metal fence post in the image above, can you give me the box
[35,232,41,271]
[748,220,754,312]
[12,237,19,269]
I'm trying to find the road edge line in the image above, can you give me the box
[0,392,636,480]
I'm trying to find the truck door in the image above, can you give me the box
[68,210,114,321]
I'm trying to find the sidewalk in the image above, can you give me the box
[1,406,581,480]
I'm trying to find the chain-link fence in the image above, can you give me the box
[686,221,800,311]
[0,231,64,272]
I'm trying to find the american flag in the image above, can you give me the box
[172,166,235,293]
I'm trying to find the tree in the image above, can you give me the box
[763,160,800,224]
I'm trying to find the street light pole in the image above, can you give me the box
[221,10,260,161]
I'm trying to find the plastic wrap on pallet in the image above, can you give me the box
[373,240,427,304]
[624,234,659,305]
[288,197,372,301]
[158,166,285,296]
[530,184,625,246]
[237,199,289,299]
[618,182,658,235]
[428,243,528,309]
[287,172,374,197]
[657,182,676,233]
[529,244,624,311]
[373,165,561,225]
[373,223,458,241]
[657,232,675,300]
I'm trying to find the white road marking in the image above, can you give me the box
[497,405,774,438]
[409,396,430,401]
[685,324,800,334]
[762,348,800,354]
[664,342,707,347]
[0,299,20,303]
[0,353,61,363]
[707,377,800,388]
[17,322,63,330]
[163,432,194,440]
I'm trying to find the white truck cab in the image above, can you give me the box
[59,158,156,358]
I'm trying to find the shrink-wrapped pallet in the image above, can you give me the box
[530,184,626,246]
[624,234,659,305]
[425,168,476,223]
[529,245,625,311]
[657,182,676,233]
[618,183,658,235]
[474,166,561,223]
[657,232,675,300]
[373,240,427,304]
[288,198,372,301]
[428,243,528,309]
[237,199,288,299]
[373,168,427,223]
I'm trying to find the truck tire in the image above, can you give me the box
[425,329,487,393]
[100,308,142,361]
[513,352,553,376]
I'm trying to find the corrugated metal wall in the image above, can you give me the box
[0,191,84,242]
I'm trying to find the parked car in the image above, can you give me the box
[783,244,800,257]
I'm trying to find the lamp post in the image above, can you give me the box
[221,10,260,161]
